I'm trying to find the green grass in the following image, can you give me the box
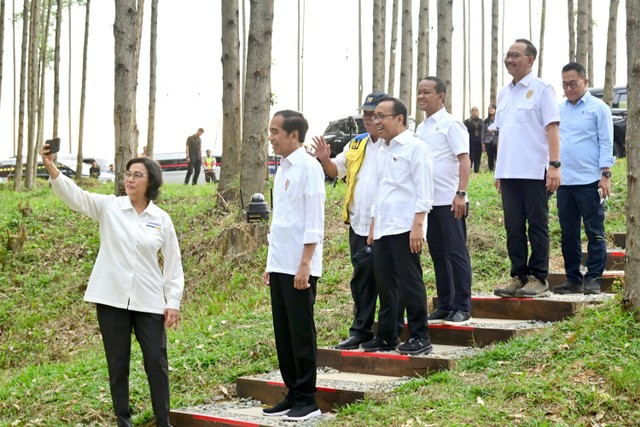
[0,159,634,426]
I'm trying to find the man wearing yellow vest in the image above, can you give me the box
[312,92,387,350]
[203,149,217,183]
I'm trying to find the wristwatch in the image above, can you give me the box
[602,170,612,178]
[456,190,467,198]
[549,160,561,168]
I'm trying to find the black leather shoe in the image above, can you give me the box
[335,336,369,350]
[584,278,602,295]
[552,281,583,295]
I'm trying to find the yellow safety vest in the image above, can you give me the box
[342,133,370,224]
[204,156,215,170]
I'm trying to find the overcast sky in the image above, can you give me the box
[0,0,628,161]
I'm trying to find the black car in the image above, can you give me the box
[589,85,627,158]
[322,115,366,157]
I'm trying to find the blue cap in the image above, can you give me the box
[361,92,388,111]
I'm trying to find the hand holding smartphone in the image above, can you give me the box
[46,137,60,154]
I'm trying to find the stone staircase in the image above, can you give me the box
[169,234,626,426]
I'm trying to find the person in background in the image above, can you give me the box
[311,91,387,350]
[553,62,615,295]
[262,110,325,421]
[139,146,148,158]
[203,149,217,183]
[109,164,115,173]
[360,97,434,356]
[416,76,474,326]
[90,160,101,179]
[492,38,561,299]
[40,144,184,427]
[184,128,204,185]
[464,106,484,173]
[482,104,498,172]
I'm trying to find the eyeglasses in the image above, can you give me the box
[124,171,146,180]
[372,113,399,121]
[504,52,529,60]
[561,79,584,89]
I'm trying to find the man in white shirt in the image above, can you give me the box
[415,76,473,325]
[360,97,434,356]
[493,39,561,298]
[312,91,387,350]
[262,110,325,422]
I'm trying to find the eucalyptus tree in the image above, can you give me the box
[537,0,546,78]
[489,0,498,104]
[603,0,620,107]
[24,0,40,190]
[33,0,53,185]
[358,0,362,106]
[398,0,413,112]
[567,0,575,60]
[53,0,62,139]
[146,0,158,159]
[387,0,398,95]
[0,0,5,112]
[587,1,593,81]
[75,0,90,179]
[219,0,242,204]
[436,0,452,112]
[372,0,385,91]
[14,0,29,191]
[414,0,428,124]
[575,0,588,66]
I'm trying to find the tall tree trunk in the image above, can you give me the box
[603,0,620,107]
[387,0,399,95]
[568,0,575,61]
[239,0,273,208]
[33,0,52,184]
[462,0,467,118]
[130,0,144,156]
[623,0,640,313]
[436,0,452,112]
[76,0,90,179]
[146,0,158,159]
[53,0,62,138]
[372,0,384,91]
[0,0,5,113]
[358,0,363,106]
[24,0,40,190]
[587,0,593,81]
[490,0,498,105]
[219,0,242,204]
[399,0,413,112]
[67,0,71,152]
[500,0,505,85]
[12,0,17,156]
[528,0,532,41]
[537,0,546,77]
[575,0,588,66]
[415,0,428,124]
[481,0,486,115]
[113,0,141,195]
[297,0,305,111]
[14,0,28,191]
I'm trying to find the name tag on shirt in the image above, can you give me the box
[146,221,162,231]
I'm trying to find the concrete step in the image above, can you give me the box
[612,232,626,249]
[547,271,624,292]
[581,249,625,270]
[317,344,474,377]
[235,369,407,413]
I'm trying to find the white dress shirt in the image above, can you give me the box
[334,135,382,236]
[267,146,325,277]
[494,72,561,180]
[49,174,184,314]
[415,107,469,206]
[372,129,434,240]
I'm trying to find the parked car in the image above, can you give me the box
[0,156,115,183]
[154,151,221,184]
[589,85,627,158]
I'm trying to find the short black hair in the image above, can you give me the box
[126,157,163,200]
[515,38,537,59]
[562,62,587,79]
[274,109,309,142]
[378,97,408,126]
[421,76,447,94]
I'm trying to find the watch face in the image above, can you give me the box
[602,171,612,178]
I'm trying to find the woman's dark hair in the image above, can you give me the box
[126,157,163,200]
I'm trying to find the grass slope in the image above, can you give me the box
[0,160,634,426]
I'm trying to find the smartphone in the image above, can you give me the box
[46,137,60,154]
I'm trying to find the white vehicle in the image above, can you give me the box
[0,156,115,183]
[56,154,115,182]
[154,151,221,184]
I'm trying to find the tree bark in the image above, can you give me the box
[568,0,575,61]
[623,0,640,314]
[53,0,62,138]
[67,0,72,152]
[587,0,593,81]
[76,0,91,179]
[24,0,40,190]
[358,0,362,106]
[372,0,385,91]
[113,0,141,195]
[436,0,453,113]
[537,0,546,78]
[415,0,428,124]
[603,0,620,107]
[219,0,242,204]
[0,0,5,112]
[490,0,498,105]
[462,0,467,119]
[575,0,588,66]
[131,0,145,156]
[146,0,158,159]
[34,0,52,184]
[398,0,413,112]
[14,0,28,191]
[387,0,399,96]
[239,0,273,208]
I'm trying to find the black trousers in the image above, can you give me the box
[96,304,171,427]
[427,205,473,313]
[184,157,201,184]
[269,272,318,406]
[469,140,483,172]
[374,231,428,340]
[500,178,550,281]
[347,227,377,340]
[485,143,497,171]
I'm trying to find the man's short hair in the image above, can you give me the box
[378,97,408,126]
[421,76,447,95]
[274,110,309,142]
[515,38,537,59]
[197,128,205,133]
[562,62,587,79]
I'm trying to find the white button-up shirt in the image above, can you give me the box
[415,107,469,206]
[494,72,561,180]
[49,174,184,314]
[267,146,325,277]
[334,135,382,236]
[372,129,434,240]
